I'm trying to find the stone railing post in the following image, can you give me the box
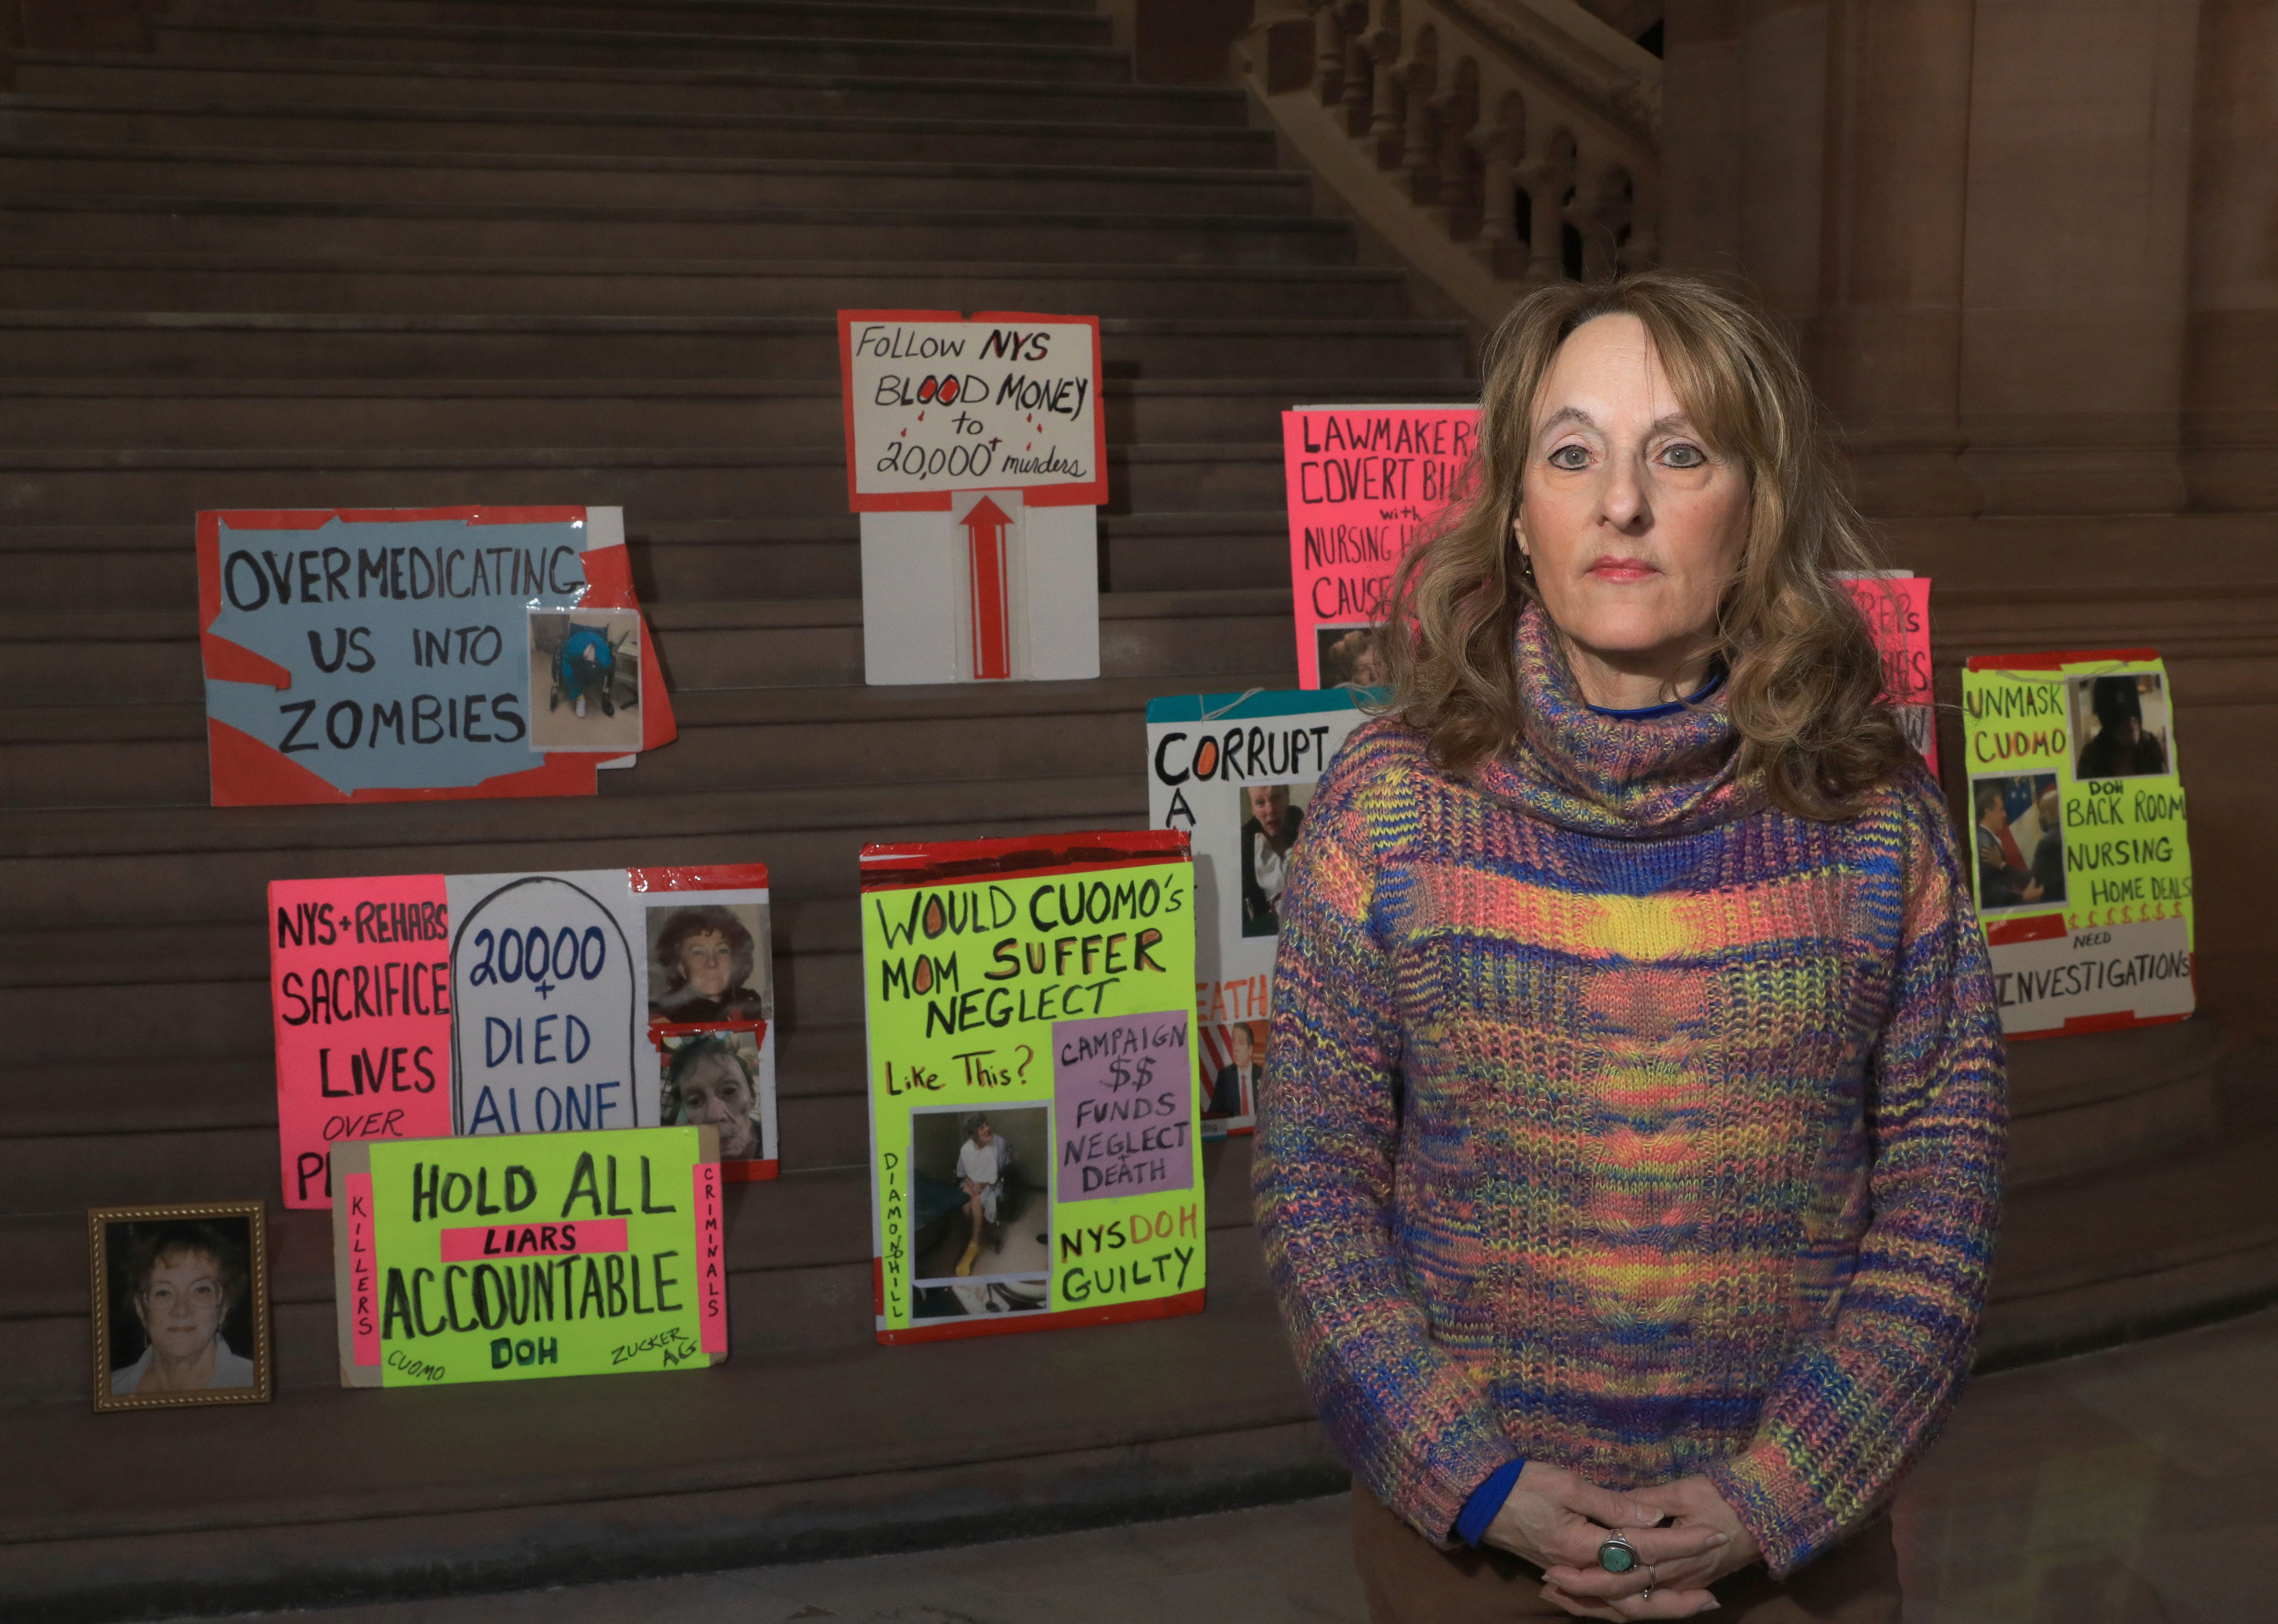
[1242,0,1316,95]
[1310,0,1344,104]
[1364,4,1404,165]
[1520,161,1564,283]
[1400,54,1437,197]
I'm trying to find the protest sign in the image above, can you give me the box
[330,1125,725,1388]
[1146,688,1373,1136]
[1962,650,2195,1037]
[268,874,456,1208]
[198,504,676,806]
[635,864,779,1183]
[271,863,775,1208]
[837,312,1106,511]
[1283,405,1477,688]
[838,312,1105,685]
[859,830,1201,1343]
[1838,572,1938,772]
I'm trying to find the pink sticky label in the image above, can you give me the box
[438,1219,628,1261]
[347,1173,381,1367]
[1283,406,1478,688]
[1839,574,1939,774]
[269,875,455,1210]
[695,1161,726,1354]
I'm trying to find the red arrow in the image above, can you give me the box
[961,496,1013,681]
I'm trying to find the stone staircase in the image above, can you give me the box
[0,3,2271,1616]
[0,2,1466,1611]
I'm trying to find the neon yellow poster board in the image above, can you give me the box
[330,1125,725,1387]
[1962,649,2194,1037]
[860,830,1202,1343]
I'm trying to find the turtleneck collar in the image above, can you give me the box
[1473,603,1756,839]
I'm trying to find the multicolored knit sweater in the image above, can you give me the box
[1254,606,2007,1577]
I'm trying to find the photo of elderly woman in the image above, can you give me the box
[93,1204,270,1411]
[646,901,771,1025]
[655,1029,768,1165]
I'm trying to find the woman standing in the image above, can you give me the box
[1256,273,2006,1621]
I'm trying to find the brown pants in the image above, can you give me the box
[1350,1487,1901,1623]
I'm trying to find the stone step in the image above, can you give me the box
[0,308,1455,381]
[1,1048,2270,1612]
[0,372,1450,449]
[0,92,1271,168]
[0,765,1155,932]
[0,910,868,1059]
[151,16,1133,82]
[0,1157,1275,1409]
[190,0,1115,46]
[3,571,1292,699]
[0,444,1292,536]
[0,507,1301,611]
[0,939,2209,1194]
[0,1029,876,1212]
[0,192,1357,266]
[0,667,1300,810]
[0,141,1314,217]
[14,50,1247,126]
[0,250,1405,321]
[14,49,1247,126]
[0,1140,1268,1384]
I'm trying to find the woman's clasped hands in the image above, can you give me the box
[1483,1463,1762,1619]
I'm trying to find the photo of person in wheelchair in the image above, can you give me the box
[554,620,619,721]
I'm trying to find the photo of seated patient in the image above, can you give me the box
[907,1105,1051,1325]
[93,1205,271,1412]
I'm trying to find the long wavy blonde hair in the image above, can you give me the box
[1377,270,1908,820]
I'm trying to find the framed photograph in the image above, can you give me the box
[89,1201,273,1413]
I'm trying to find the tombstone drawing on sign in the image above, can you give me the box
[447,871,650,1137]
[837,311,1108,685]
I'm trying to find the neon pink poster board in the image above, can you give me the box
[270,873,455,1208]
[1838,573,1938,773]
[1283,406,1478,687]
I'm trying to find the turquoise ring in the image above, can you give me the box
[1597,1531,1640,1573]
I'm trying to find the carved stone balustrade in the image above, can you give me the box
[1242,0,1660,324]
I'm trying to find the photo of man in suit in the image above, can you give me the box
[1210,1021,1265,1119]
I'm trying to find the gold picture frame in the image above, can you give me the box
[89,1201,273,1413]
